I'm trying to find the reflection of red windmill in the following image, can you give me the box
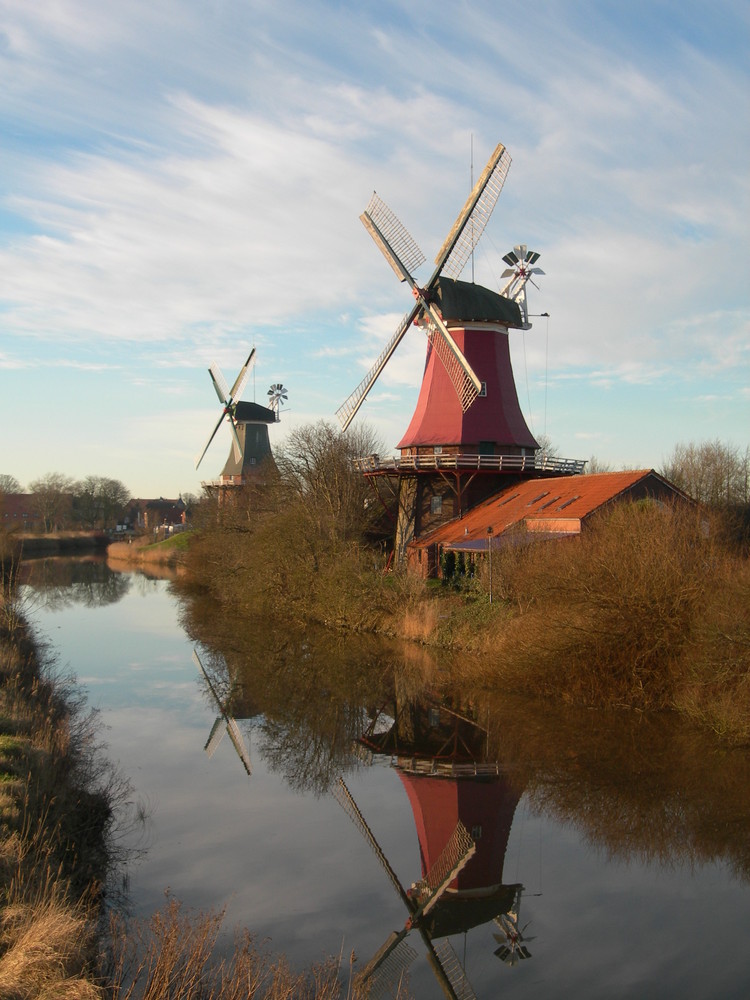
[338,697,533,997]
[338,143,584,564]
[333,776,479,999]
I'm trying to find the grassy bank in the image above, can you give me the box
[107,533,190,574]
[186,495,750,746]
[0,584,109,996]
[417,503,750,745]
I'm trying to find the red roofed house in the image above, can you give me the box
[407,469,690,578]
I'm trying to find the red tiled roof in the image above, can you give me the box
[410,470,670,550]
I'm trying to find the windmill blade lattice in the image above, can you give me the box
[209,364,230,404]
[438,143,512,281]
[430,938,478,1000]
[332,777,412,909]
[359,931,417,998]
[336,302,421,432]
[411,819,476,919]
[360,192,426,280]
[425,322,481,413]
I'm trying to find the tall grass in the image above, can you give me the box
[102,896,398,1000]
[0,583,109,998]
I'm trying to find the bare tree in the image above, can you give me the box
[275,420,385,544]
[0,474,22,493]
[28,473,76,532]
[660,440,750,507]
[586,455,613,474]
[74,476,131,529]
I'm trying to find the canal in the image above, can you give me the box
[19,556,750,999]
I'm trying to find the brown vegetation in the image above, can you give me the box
[437,502,750,744]
[103,896,396,1000]
[182,422,750,745]
[0,585,110,997]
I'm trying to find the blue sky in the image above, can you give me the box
[1,0,748,498]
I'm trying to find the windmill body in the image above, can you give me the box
[217,400,276,486]
[398,771,522,939]
[398,279,537,454]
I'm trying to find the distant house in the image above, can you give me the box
[125,497,187,533]
[0,494,43,532]
[407,469,691,578]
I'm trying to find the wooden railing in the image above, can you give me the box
[354,453,587,474]
[394,755,504,778]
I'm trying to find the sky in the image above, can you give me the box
[1,0,748,499]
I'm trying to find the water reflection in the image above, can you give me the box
[341,697,534,997]
[21,560,749,997]
[193,648,253,776]
[185,591,750,888]
[18,555,132,608]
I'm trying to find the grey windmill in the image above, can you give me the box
[333,777,479,1000]
[196,349,280,484]
[336,142,516,432]
[193,648,252,776]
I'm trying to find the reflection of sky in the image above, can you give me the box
[20,570,750,999]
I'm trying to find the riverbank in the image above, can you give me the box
[183,499,750,747]
[0,576,400,998]
[107,532,190,574]
[0,592,109,995]
[12,530,110,557]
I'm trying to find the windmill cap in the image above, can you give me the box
[232,400,276,423]
[435,278,523,327]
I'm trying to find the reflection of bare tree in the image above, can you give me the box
[178,588,750,881]
[480,692,750,881]
[19,557,132,609]
[179,594,398,795]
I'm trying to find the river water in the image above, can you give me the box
[19,557,750,999]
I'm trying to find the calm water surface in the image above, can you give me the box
[20,557,750,999]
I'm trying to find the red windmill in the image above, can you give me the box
[338,143,579,563]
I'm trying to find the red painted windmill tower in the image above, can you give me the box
[337,143,583,564]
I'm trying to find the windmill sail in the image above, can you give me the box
[229,349,256,401]
[209,363,230,403]
[436,143,512,280]
[360,193,426,280]
[424,322,481,413]
[193,649,252,776]
[429,937,478,1000]
[359,930,417,997]
[332,777,412,909]
[196,349,256,468]
[339,142,511,428]
[335,302,422,432]
[412,819,476,918]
